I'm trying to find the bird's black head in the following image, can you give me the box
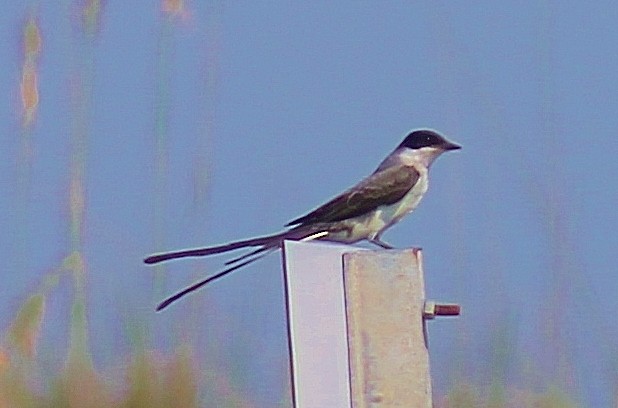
[398,129,461,151]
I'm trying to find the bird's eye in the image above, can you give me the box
[424,135,436,145]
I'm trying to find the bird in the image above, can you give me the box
[145,129,461,311]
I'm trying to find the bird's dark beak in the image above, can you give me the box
[441,141,461,151]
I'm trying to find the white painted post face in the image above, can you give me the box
[283,240,365,408]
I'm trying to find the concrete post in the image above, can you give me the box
[283,241,456,407]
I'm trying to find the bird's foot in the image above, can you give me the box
[369,238,394,249]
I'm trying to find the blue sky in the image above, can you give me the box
[2,2,617,406]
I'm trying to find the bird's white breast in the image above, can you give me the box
[331,164,428,242]
[384,166,428,224]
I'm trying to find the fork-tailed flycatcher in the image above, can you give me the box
[145,129,460,310]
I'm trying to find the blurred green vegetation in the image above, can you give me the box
[439,383,580,408]
[1,281,585,407]
[0,279,259,407]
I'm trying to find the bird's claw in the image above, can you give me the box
[370,238,394,249]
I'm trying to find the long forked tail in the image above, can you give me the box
[155,247,278,311]
[150,228,331,311]
[144,232,289,264]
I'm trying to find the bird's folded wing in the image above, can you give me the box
[286,164,420,226]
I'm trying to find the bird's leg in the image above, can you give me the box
[369,237,394,249]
